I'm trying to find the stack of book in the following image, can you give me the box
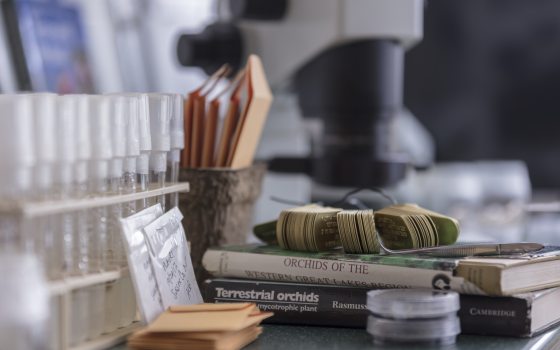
[202,244,560,337]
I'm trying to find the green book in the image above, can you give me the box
[202,244,560,296]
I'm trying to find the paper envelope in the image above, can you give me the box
[128,326,263,350]
[147,303,273,333]
[228,54,273,168]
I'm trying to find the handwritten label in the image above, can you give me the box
[144,207,203,307]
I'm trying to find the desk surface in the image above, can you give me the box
[244,325,560,350]
[116,324,560,350]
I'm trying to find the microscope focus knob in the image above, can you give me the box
[229,0,288,20]
[177,22,243,75]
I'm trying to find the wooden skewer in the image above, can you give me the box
[214,70,246,168]
[181,95,194,167]
[189,95,206,168]
[201,99,220,167]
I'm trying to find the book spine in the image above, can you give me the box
[203,279,532,336]
[458,294,531,336]
[204,280,368,328]
[202,249,479,293]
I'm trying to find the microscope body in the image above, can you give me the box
[177,0,424,188]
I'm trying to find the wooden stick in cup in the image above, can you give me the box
[215,70,246,167]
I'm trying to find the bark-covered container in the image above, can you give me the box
[178,163,267,281]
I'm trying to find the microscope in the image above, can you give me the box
[177,0,424,189]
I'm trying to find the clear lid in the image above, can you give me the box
[56,95,78,164]
[110,158,124,179]
[137,153,150,175]
[109,95,127,158]
[124,157,137,173]
[367,289,460,319]
[74,94,91,161]
[167,149,181,163]
[0,94,35,167]
[149,152,167,172]
[88,95,113,160]
[137,93,152,152]
[367,314,460,343]
[30,93,57,164]
[125,95,140,157]
[165,93,184,150]
[148,93,171,152]
[0,95,34,196]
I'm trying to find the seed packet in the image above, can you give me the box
[120,204,164,323]
[143,207,203,307]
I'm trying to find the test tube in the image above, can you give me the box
[30,93,57,201]
[87,95,112,340]
[28,93,61,350]
[70,95,91,346]
[108,95,127,270]
[29,93,57,268]
[54,96,77,277]
[73,94,91,275]
[109,95,127,196]
[136,94,152,209]
[119,95,141,257]
[88,95,113,272]
[0,95,34,252]
[109,95,138,333]
[148,93,171,211]
[165,93,185,208]
[120,94,141,253]
[123,95,140,200]
[121,95,142,327]
[74,95,91,198]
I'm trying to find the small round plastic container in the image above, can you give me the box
[367,289,460,319]
[367,314,461,346]
[366,289,461,346]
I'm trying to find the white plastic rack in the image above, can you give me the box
[0,183,189,218]
[0,182,189,350]
[53,269,142,350]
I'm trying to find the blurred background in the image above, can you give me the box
[1,0,560,244]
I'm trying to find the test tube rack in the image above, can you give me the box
[0,182,190,350]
